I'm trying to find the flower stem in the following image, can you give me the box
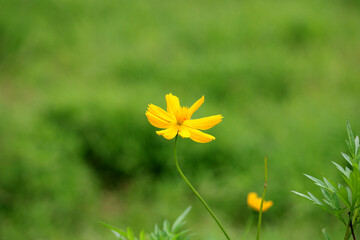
[257,156,268,240]
[173,135,231,240]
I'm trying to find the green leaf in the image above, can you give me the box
[323,198,332,208]
[340,174,353,190]
[336,210,347,225]
[163,220,171,235]
[308,192,323,205]
[98,221,128,238]
[347,187,353,204]
[319,204,337,216]
[111,230,122,240]
[175,229,191,237]
[139,230,145,240]
[321,188,331,202]
[331,192,340,209]
[328,179,351,207]
[292,191,312,201]
[172,206,191,232]
[347,120,355,156]
[332,161,350,178]
[333,183,352,209]
[342,152,353,166]
[322,228,332,240]
[148,207,191,240]
[304,174,327,188]
[355,136,359,156]
[323,177,336,192]
[127,228,135,240]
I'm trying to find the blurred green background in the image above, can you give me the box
[1,0,360,239]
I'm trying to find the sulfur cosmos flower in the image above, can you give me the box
[145,93,223,143]
[247,192,273,212]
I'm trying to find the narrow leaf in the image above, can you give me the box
[342,152,353,166]
[127,228,135,240]
[331,192,340,209]
[98,222,128,238]
[176,229,191,237]
[347,120,355,155]
[292,191,312,201]
[322,228,332,240]
[323,177,336,192]
[323,198,332,208]
[163,220,171,234]
[111,230,122,240]
[355,136,359,156]
[304,174,327,188]
[308,192,323,205]
[335,183,352,208]
[139,230,145,240]
[321,188,331,201]
[347,187,352,205]
[154,225,159,234]
[172,206,191,232]
[332,161,350,178]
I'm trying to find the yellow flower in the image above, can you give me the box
[146,93,223,143]
[247,192,273,212]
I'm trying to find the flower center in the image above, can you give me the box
[175,107,190,125]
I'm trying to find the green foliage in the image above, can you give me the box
[293,122,360,237]
[149,206,191,240]
[99,222,146,240]
[101,207,191,240]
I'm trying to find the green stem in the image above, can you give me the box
[345,164,360,240]
[173,135,231,240]
[257,156,268,240]
[346,203,359,240]
[350,217,357,240]
[345,223,351,240]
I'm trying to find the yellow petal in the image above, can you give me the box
[178,126,191,138]
[166,93,180,116]
[146,112,173,129]
[187,128,215,143]
[156,125,179,140]
[262,201,274,212]
[247,192,258,209]
[189,96,204,117]
[184,114,223,130]
[247,192,273,212]
[147,104,175,123]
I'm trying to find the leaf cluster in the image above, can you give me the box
[100,207,192,240]
[293,121,360,237]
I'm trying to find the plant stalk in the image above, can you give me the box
[257,156,268,240]
[173,135,231,240]
[350,217,357,240]
[346,211,358,240]
[345,164,360,240]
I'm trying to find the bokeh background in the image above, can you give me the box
[1,0,360,239]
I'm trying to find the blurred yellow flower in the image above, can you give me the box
[146,93,223,143]
[247,192,273,212]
